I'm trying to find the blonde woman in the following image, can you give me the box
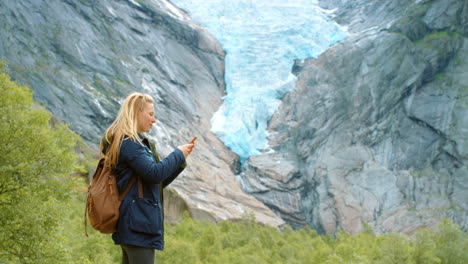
[100,92,193,264]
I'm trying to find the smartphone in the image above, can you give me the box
[190,137,197,144]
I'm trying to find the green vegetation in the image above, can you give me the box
[414,30,461,52]
[415,31,456,47]
[1,64,467,263]
[157,215,468,264]
[420,31,451,42]
[0,62,80,262]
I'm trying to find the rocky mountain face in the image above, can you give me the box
[240,0,468,234]
[0,0,283,227]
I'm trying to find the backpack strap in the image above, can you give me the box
[84,191,90,237]
[119,176,137,201]
[137,176,143,198]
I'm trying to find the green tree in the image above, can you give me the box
[432,220,468,264]
[0,63,79,263]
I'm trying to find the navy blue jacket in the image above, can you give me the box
[111,135,186,250]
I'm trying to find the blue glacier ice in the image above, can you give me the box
[170,0,347,163]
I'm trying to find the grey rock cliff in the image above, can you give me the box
[0,0,284,227]
[241,0,468,233]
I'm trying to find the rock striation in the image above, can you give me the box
[241,0,468,233]
[0,0,284,227]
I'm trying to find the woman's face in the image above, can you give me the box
[137,102,156,133]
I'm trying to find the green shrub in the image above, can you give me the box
[0,62,79,263]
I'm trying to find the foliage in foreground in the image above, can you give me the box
[157,214,467,264]
[0,62,81,263]
[0,65,467,264]
[58,188,468,264]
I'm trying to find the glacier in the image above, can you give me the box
[170,0,347,163]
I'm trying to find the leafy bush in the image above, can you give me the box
[0,63,80,263]
[158,214,467,264]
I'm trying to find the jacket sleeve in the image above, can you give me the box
[121,139,186,184]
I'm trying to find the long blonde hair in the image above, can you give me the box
[99,92,154,167]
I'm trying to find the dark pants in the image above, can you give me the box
[121,244,155,264]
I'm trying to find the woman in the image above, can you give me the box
[99,92,193,263]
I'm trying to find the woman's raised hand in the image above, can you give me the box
[177,143,194,158]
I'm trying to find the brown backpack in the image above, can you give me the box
[84,157,138,236]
